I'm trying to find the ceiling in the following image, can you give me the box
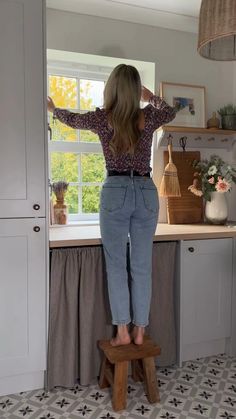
[46,0,202,33]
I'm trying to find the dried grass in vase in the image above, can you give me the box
[51,181,69,202]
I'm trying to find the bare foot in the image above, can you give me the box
[110,325,131,346]
[132,326,145,345]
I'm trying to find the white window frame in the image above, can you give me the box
[48,63,112,222]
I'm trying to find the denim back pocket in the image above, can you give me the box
[140,184,158,213]
[101,184,128,212]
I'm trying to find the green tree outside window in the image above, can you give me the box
[49,75,106,215]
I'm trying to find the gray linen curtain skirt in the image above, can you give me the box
[47,241,177,389]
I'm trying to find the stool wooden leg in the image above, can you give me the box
[142,357,160,403]
[131,359,144,382]
[99,356,110,389]
[112,361,128,411]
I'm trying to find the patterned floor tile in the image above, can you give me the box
[165,395,188,411]
[170,382,192,397]
[129,401,156,417]
[215,409,236,418]
[190,400,214,417]
[0,354,236,419]
[5,402,38,418]
[221,395,236,409]
[155,409,180,418]
[195,387,216,402]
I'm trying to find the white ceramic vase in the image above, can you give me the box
[205,191,228,225]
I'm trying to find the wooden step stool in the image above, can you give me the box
[98,336,161,411]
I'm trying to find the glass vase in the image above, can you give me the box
[205,191,228,225]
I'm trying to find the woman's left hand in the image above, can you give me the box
[47,96,56,113]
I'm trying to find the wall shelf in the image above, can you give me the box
[156,125,236,150]
[157,126,236,136]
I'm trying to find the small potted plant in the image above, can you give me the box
[218,104,236,130]
[188,155,236,225]
[51,181,69,225]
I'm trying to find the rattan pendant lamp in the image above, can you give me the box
[198,0,236,60]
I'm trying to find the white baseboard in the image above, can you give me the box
[182,338,227,362]
[0,371,45,397]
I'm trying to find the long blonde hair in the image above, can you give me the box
[104,64,142,155]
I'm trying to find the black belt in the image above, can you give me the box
[107,170,150,178]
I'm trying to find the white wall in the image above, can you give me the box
[47,8,236,222]
[47,8,234,118]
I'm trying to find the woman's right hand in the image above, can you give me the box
[47,96,56,113]
[141,86,153,102]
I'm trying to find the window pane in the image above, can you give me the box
[80,79,104,110]
[82,186,101,213]
[80,130,99,143]
[66,185,79,214]
[81,153,105,183]
[49,115,77,142]
[49,75,77,109]
[51,153,79,183]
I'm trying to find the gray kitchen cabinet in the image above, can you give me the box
[0,219,47,396]
[229,237,236,357]
[0,0,47,396]
[0,0,46,219]
[178,238,233,364]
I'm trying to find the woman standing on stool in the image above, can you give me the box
[47,64,176,347]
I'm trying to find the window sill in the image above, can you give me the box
[50,220,99,228]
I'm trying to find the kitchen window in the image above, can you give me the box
[48,66,110,222]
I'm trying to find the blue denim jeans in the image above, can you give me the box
[99,175,159,327]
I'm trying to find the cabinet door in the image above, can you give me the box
[0,0,46,218]
[0,218,46,377]
[181,238,232,345]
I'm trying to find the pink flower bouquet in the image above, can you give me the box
[188,155,236,201]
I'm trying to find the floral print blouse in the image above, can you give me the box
[53,95,176,175]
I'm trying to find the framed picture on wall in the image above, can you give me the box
[160,82,206,128]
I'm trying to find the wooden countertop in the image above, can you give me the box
[49,223,236,248]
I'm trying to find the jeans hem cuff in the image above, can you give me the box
[112,319,131,325]
[132,322,148,327]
